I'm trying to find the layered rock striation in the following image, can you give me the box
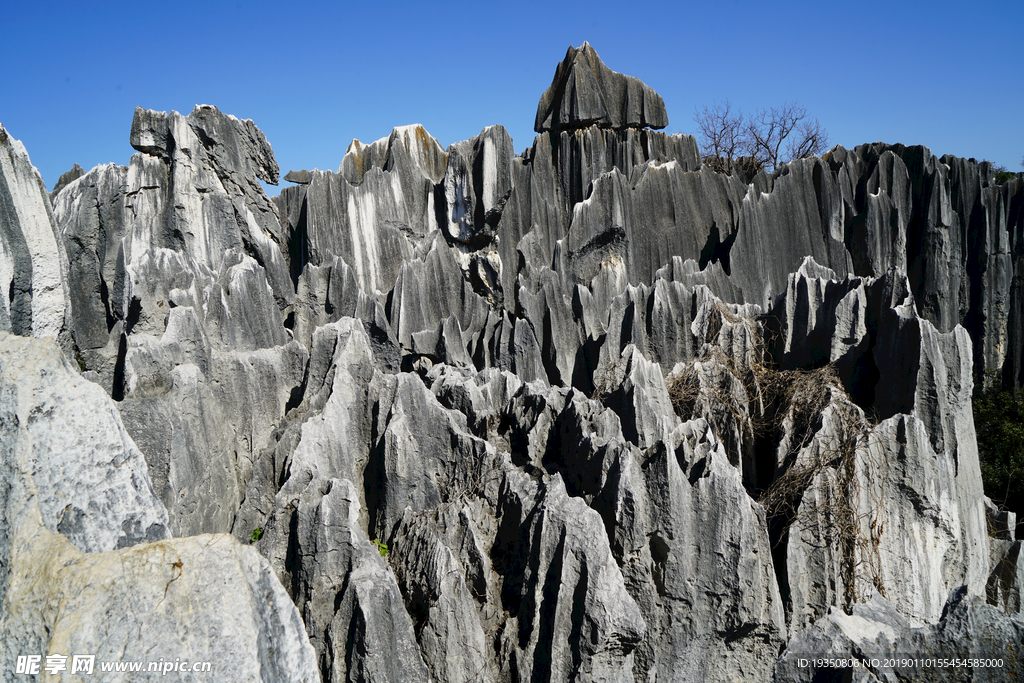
[0,41,1021,682]
[0,124,72,349]
[0,332,318,682]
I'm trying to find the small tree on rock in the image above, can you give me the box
[694,100,828,174]
[693,99,749,172]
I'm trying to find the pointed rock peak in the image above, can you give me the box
[50,162,87,199]
[340,124,447,185]
[129,105,280,184]
[387,124,448,184]
[0,123,27,156]
[534,42,669,134]
[795,255,838,281]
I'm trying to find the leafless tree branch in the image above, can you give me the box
[694,100,828,174]
[694,100,750,171]
[787,117,829,161]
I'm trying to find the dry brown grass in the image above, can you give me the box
[667,363,701,419]
[756,378,888,610]
[667,301,887,610]
[667,301,838,442]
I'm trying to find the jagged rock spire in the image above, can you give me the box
[50,162,86,200]
[534,41,669,133]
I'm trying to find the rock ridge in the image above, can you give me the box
[535,41,669,133]
[1,42,1021,683]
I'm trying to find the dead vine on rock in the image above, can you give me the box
[759,397,887,610]
[667,301,887,611]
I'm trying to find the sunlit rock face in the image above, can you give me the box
[0,332,318,682]
[0,124,72,349]
[3,40,1021,683]
[534,41,669,133]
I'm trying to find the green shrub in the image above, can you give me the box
[73,345,88,372]
[973,379,1024,517]
[986,161,1018,185]
[995,170,1017,184]
[372,539,388,557]
[250,527,263,544]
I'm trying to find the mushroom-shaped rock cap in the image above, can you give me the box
[534,42,669,133]
[284,169,313,184]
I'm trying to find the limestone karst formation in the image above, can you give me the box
[1,41,1023,682]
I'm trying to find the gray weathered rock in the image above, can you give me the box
[389,233,491,351]
[284,169,314,184]
[494,470,646,682]
[259,476,430,683]
[49,162,86,201]
[613,426,787,682]
[51,105,296,385]
[988,538,1024,615]
[288,125,448,297]
[117,309,307,536]
[535,42,669,133]
[340,124,447,186]
[426,364,522,438]
[291,253,401,369]
[391,503,501,683]
[775,588,1024,682]
[2,532,321,683]
[556,161,750,290]
[602,344,681,449]
[0,124,72,350]
[0,332,168,564]
[443,125,516,248]
[366,370,500,540]
[128,104,292,310]
[765,261,988,630]
[0,332,318,683]
[52,163,128,356]
[492,126,701,308]
[516,262,583,386]
[15,41,1024,683]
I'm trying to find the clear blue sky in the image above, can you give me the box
[3,1,1022,193]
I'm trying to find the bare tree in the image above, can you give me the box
[747,102,829,172]
[693,100,828,174]
[694,100,749,170]
[786,116,829,163]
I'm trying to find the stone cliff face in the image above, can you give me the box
[2,42,1023,682]
[0,125,72,349]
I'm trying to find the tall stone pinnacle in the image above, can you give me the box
[534,41,669,133]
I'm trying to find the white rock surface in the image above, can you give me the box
[0,332,319,682]
[0,332,168,560]
[0,124,71,346]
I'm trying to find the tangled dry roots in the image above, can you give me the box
[667,364,701,419]
[667,304,885,610]
[667,301,841,445]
